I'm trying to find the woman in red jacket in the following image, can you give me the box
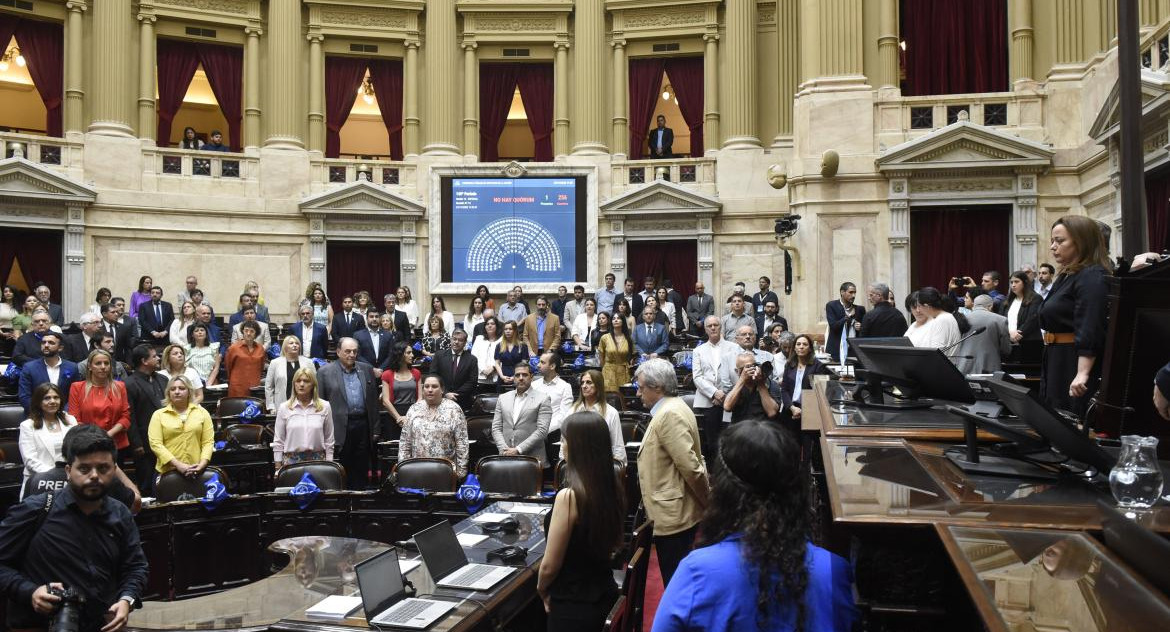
[69,348,132,450]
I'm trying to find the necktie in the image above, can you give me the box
[453,353,460,372]
[155,303,162,325]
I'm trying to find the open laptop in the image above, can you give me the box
[413,521,518,591]
[355,548,456,629]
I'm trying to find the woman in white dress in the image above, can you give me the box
[571,298,599,351]
[17,383,77,496]
[471,316,502,384]
[429,296,455,335]
[463,296,487,335]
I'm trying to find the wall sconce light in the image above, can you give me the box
[357,77,375,105]
[0,45,25,72]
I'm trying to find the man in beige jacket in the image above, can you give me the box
[634,358,709,586]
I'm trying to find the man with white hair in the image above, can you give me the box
[955,294,1011,375]
[635,358,709,587]
[63,312,102,362]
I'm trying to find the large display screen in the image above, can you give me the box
[441,176,587,284]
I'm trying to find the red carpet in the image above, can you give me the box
[643,546,664,631]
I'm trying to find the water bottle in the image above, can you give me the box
[1109,435,1163,508]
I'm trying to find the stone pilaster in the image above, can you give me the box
[64,203,86,321]
[264,0,304,149]
[702,32,719,153]
[612,37,628,157]
[887,178,910,313]
[63,1,87,138]
[818,0,864,78]
[422,0,460,155]
[307,33,324,153]
[1054,0,1084,64]
[877,0,898,89]
[775,0,799,142]
[137,10,157,143]
[244,25,262,149]
[798,0,819,87]
[722,0,761,149]
[403,40,421,157]
[1014,174,1039,270]
[572,0,607,154]
[554,40,570,157]
[462,41,478,158]
[1011,0,1034,83]
[88,0,134,136]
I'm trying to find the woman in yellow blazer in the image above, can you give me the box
[148,375,214,478]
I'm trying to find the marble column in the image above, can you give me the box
[1055,0,1084,64]
[1011,0,1034,83]
[243,26,262,149]
[799,0,820,87]
[88,0,134,136]
[554,41,570,158]
[264,0,303,149]
[423,0,460,155]
[818,0,864,78]
[877,0,899,89]
[403,40,421,157]
[722,0,761,149]
[611,37,628,157]
[702,33,720,153]
[774,2,798,142]
[136,12,157,143]
[572,0,607,154]
[462,42,478,158]
[307,34,325,153]
[63,1,86,137]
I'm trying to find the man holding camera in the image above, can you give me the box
[0,425,148,632]
[722,352,780,422]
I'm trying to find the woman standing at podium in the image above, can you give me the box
[1039,216,1110,415]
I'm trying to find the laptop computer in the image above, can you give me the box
[413,520,518,591]
[355,548,457,629]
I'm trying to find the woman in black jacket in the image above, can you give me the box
[779,334,831,432]
[1000,270,1043,363]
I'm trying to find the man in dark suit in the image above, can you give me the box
[32,282,64,326]
[860,282,908,339]
[289,304,328,360]
[431,330,478,410]
[619,277,644,318]
[18,332,79,413]
[381,293,412,341]
[124,344,167,492]
[634,307,670,357]
[316,338,381,489]
[137,286,174,346]
[63,312,102,363]
[12,311,53,367]
[354,309,393,372]
[825,282,865,363]
[100,303,134,364]
[755,299,789,338]
[686,281,715,337]
[228,293,268,327]
[331,295,362,342]
[648,114,674,159]
[751,276,780,317]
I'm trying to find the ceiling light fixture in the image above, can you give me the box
[0,45,25,72]
[357,77,375,104]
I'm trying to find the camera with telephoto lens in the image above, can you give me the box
[47,586,85,632]
[758,361,773,380]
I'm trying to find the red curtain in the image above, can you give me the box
[515,64,554,162]
[368,58,404,160]
[1146,171,1170,253]
[325,56,369,158]
[0,16,16,62]
[901,0,1008,96]
[910,207,1010,293]
[14,19,63,137]
[326,242,401,309]
[664,57,703,157]
[628,58,666,159]
[196,43,243,151]
[155,40,201,147]
[0,228,62,297]
[625,240,697,305]
[479,63,518,162]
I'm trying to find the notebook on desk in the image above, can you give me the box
[355,548,456,629]
[414,520,517,591]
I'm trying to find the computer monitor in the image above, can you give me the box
[851,343,977,408]
[986,379,1116,476]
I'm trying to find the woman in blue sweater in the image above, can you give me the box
[653,420,857,632]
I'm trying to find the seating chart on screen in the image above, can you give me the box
[466,216,562,273]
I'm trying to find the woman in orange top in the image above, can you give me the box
[68,348,131,450]
[225,320,267,398]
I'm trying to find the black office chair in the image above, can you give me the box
[679,392,696,411]
[0,438,21,465]
[0,405,24,436]
[217,423,274,445]
[275,460,346,490]
[605,392,625,412]
[554,458,625,490]
[472,393,499,415]
[154,466,232,503]
[476,455,542,496]
[215,396,264,419]
[391,457,458,492]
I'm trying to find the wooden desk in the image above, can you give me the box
[937,524,1170,630]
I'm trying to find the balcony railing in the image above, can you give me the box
[0,132,83,172]
[610,156,716,194]
[145,147,256,180]
[875,90,1045,145]
[309,157,416,193]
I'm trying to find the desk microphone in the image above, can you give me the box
[939,326,986,353]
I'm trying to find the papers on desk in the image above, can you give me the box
[456,533,489,547]
[471,512,513,523]
[508,504,551,515]
[204,383,228,392]
[305,595,362,620]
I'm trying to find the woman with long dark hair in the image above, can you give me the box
[475,284,495,310]
[597,313,632,393]
[129,275,153,319]
[430,296,455,335]
[1001,270,1043,363]
[494,320,528,385]
[471,316,502,384]
[18,383,77,494]
[381,341,422,428]
[780,334,831,430]
[179,126,204,149]
[654,420,857,631]
[904,287,959,349]
[464,296,487,334]
[538,411,626,630]
[87,287,112,318]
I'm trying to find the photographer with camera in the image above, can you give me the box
[723,353,780,423]
[0,424,148,632]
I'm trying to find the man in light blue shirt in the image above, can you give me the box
[595,272,618,314]
[497,290,528,323]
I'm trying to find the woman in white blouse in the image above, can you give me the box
[463,296,486,335]
[169,301,197,345]
[471,316,502,384]
[562,369,625,465]
[429,296,455,335]
[905,287,960,349]
[17,383,77,496]
[265,336,314,413]
[396,286,420,328]
[272,367,334,468]
[158,344,204,404]
[571,298,599,351]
